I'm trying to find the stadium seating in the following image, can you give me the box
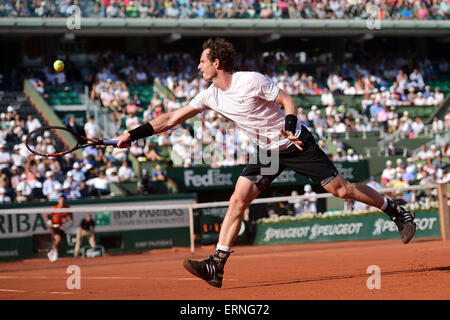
[3,0,448,20]
[44,85,83,106]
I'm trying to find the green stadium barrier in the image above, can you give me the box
[166,162,369,192]
[394,136,433,151]
[425,92,450,124]
[293,94,364,108]
[366,155,405,180]
[253,210,440,245]
[0,193,196,210]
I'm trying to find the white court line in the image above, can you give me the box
[87,276,145,280]
[0,288,27,293]
[0,275,51,279]
[0,275,239,281]
[48,292,74,295]
[0,275,144,280]
[0,288,76,295]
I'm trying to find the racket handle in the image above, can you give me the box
[102,139,118,146]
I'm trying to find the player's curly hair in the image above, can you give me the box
[202,38,237,72]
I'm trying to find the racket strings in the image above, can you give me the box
[27,128,75,155]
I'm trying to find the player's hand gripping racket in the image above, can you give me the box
[26,126,118,157]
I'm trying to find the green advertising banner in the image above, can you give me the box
[0,199,194,262]
[167,161,369,191]
[253,210,441,245]
[0,237,33,261]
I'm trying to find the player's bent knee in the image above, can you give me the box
[330,183,354,199]
[229,195,247,211]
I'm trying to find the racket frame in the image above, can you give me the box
[26,126,117,157]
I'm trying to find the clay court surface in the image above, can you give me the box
[1,238,450,300]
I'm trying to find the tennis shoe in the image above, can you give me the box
[47,249,58,262]
[183,255,224,288]
[390,204,416,244]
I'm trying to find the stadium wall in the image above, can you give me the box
[1,18,450,37]
[0,194,196,261]
[253,209,441,245]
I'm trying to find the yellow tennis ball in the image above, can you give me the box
[53,60,64,72]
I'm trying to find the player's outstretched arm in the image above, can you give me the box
[116,105,201,148]
[275,90,304,151]
[275,89,297,116]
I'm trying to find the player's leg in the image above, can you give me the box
[183,157,285,288]
[323,174,416,244]
[183,177,261,288]
[218,176,261,247]
[323,173,384,208]
[74,228,82,258]
[53,233,62,250]
[88,231,96,248]
[283,125,416,244]
[48,233,62,262]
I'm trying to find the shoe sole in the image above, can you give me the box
[183,260,222,288]
[401,222,416,244]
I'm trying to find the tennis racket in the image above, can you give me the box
[26,126,118,157]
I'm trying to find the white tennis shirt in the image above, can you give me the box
[190,71,301,150]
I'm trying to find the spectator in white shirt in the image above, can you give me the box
[415,144,431,161]
[11,145,26,168]
[0,143,12,171]
[300,184,317,214]
[307,105,319,123]
[16,173,32,198]
[431,117,444,133]
[409,69,424,89]
[288,190,303,215]
[429,144,441,159]
[346,148,359,162]
[26,115,41,132]
[105,161,118,180]
[42,171,60,200]
[0,188,11,203]
[86,171,110,196]
[411,117,424,137]
[84,116,100,139]
[413,92,426,106]
[381,160,396,184]
[125,111,140,131]
[434,88,444,105]
[118,161,135,182]
[321,88,335,106]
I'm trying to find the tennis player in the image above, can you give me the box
[45,195,73,262]
[116,38,416,288]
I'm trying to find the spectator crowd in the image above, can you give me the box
[0,101,139,204]
[1,45,448,205]
[1,0,449,20]
[84,50,448,168]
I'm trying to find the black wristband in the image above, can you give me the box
[285,114,297,133]
[128,122,154,141]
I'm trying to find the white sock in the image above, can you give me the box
[216,244,231,253]
[381,197,388,210]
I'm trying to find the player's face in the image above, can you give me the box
[198,49,218,81]
[58,196,66,206]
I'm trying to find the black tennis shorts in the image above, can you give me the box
[52,227,66,238]
[241,126,339,191]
